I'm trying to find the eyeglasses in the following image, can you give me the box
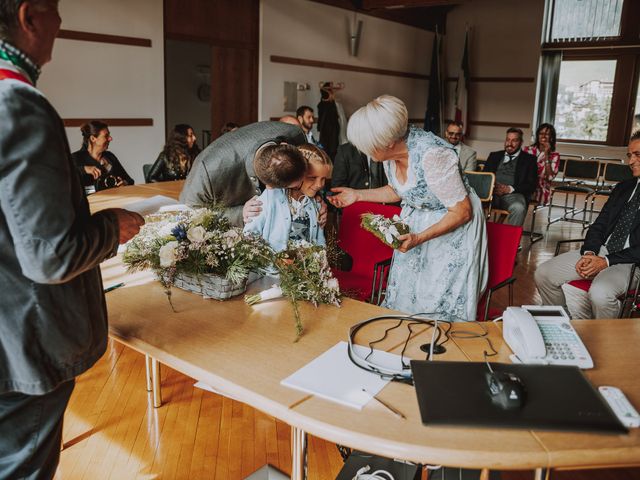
[626,151,640,160]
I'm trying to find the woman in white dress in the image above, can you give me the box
[329,95,488,321]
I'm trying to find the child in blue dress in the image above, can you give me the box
[244,144,332,251]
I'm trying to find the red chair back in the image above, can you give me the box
[477,222,522,319]
[334,202,400,300]
[486,222,522,290]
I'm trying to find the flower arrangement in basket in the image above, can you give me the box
[245,240,341,340]
[122,207,273,305]
[360,213,410,249]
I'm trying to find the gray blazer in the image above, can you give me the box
[0,80,119,395]
[179,121,306,226]
[458,143,477,172]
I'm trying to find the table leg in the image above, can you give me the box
[534,468,549,480]
[291,426,307,480]
[145,354,153,392]
[479,468,490,480]
[151,358,162,408]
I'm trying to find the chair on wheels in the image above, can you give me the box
[477,222,523,320]
[554,239,639,318]
[332,202,401,304]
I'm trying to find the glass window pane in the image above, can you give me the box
[554,60,616,142]
[633,78,640,134]
[550,0,623,42]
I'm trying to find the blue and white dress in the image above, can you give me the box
[382,127,488,322]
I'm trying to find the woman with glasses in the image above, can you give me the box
[524,123,560,205]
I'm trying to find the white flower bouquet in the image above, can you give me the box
[123,207,273,304]
[360,213,410,249]
[245,240,341,339]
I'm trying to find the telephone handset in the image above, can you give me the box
[502,306,594,369]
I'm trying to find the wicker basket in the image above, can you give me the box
[173,272,247,300]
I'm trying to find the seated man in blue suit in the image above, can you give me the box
[536,131,640,319]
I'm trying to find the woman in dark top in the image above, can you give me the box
[72,120,134,191]
[147,124,200,182]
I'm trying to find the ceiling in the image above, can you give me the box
[310,0,462,32]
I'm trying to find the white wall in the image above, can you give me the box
[260,0,433,124]
[165,39,211,148]
[38,0,165,184]
[444,0,627,160]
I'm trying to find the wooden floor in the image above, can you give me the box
[55,205,640,480]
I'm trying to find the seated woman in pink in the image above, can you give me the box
[524,123,560,205]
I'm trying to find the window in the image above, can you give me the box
[536,0,640,146]
[555,60,616,141]
[633,78,640,134]
[549,0,624,42]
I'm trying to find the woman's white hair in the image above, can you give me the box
[347,95,408,158]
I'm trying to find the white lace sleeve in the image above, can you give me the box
[422,146,468,208]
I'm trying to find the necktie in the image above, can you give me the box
[606,186,640,254]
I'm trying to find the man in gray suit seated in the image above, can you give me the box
[444,120,477,172]
[180,121,307,226]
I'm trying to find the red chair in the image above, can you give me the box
[332,202,401,303]
[477,222,523,320]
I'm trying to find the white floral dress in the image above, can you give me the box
[382,127,488,322]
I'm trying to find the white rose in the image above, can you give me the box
[159,241,179,267]
[327,278,339,290]
[187,226,206,243]
[190,209,208,226]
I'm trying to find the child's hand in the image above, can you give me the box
[243,196,263,224]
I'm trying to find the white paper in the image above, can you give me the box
[122,195,180,216]
[281,341,395,410]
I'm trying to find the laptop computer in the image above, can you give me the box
[410,360,626,433]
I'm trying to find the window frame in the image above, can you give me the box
[540,0,640,146]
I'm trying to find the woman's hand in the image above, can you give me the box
[84,165,101,179]
[327,187,360,208]
[397,232,423,253]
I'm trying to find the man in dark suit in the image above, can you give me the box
[535,131,640,319]
[484,128,538,226]
[331,142,388,190]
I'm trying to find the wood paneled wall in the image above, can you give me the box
[164,0,259,139]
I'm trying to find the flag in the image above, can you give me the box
[454,31,470,136]
[424,33,443,136]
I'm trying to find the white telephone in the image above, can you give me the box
[502,306,593,369]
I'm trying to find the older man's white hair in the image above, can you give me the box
[347,95,408,158]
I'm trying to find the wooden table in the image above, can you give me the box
[92,184,640,479]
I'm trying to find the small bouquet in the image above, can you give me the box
[123,207,273,305]
[245,240,341,339]
[360,213,410,249]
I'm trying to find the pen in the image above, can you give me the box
[104,282,125,293]
[362,388,406,419]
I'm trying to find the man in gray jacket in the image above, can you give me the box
[0,2,143,477]
[444,120,477,172]
[180,121,307,226]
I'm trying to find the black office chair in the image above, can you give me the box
[587,162,633,223]
[547,158,601,227]
[143,164,153,183]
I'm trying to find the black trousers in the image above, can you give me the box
[0,380,75,480]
